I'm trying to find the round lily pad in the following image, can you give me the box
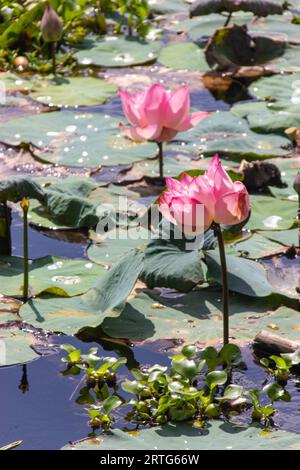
[30,77,117,107]
[250,72,300,102]
[0,326,42,367]
[100,289,299,344]
[62,420,300,450]
[246,195,297,231]
[158,42,209,71]
[178,111,290,159]
[0,111,157,167]
[0,256,105,298]
[75,36,160,67]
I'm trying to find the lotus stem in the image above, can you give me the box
[157,142,164,180]
[51,41,56,76]
[224,11,232,27]
[298,194,300,248]
[21,198,29,302]
[213,223,229,345]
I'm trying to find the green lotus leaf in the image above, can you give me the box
[62,420,300,450]
[0,255,106,298]
[19,249,144,334]
[75,37,160,67]
[0,111,157,168]
[30,76,117,107]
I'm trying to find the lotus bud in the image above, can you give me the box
[293,172,300,195]
[41,4,63,43]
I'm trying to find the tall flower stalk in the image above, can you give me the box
[213,223,229,345]
[293,172,300,248]
[159,155,250,346]
[21,198,29,302]
[119,84,209,180]
[41,4,63,76]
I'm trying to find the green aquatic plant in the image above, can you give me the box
[0,0,152,70]
[61,342,298,431]
[86,395,123,430]
[260,351,300,382]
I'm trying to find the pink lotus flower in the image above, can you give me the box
[119,84,209,143]
[159,173,215,236]
[205,154,250,225]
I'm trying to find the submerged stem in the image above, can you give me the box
[21,198,29,302]
[213,223,229,345]
[157,142,164,180]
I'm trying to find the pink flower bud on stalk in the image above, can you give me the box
[41,4,63,75]
[119,83,209,179]
[41,4,63,43]
[159,154,251,346]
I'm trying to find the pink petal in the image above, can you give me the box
[119,123,162,142]
[164,86,190,129]
[206,154,233,196]
[214,184,250,225]
[143,84,167,126]
[119,89,149,128]
[165,177,182,193]
[176,111,209,132]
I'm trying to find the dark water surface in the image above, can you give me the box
[0,336,300,450]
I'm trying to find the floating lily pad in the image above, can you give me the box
[19,250,144,334]
[268,45,300,72]
[230,232,285,259]
[149,0,189,14]
[75,37,160,67]
[250,72,300,102]
[0,72,31,92]
[0,299,21,325]
[0,111,157,167]
[205,251,294,297]
[0,326,43,367]
[30,77,117,107]
[177,111,290,159]
[62,420,300,450]
[88,227,150,265]
[0,256,105,298]
[246,195,297,231]
[185,14,300,44]
[259,228,298,245]
[25,177,148,230]
[158,42,209,71]
[100,288,299,344]
[205,25,286,69]
[232,100,300,135]
[190,0,285,17]
[262,256,299,298]
[140,229,207,292]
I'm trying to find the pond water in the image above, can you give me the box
[1,5,300,451]
[1,336,300,450]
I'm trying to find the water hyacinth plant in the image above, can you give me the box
[159,155,250,345]
[119,84,209,179]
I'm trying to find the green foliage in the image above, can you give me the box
[260,351,300,382]
[0,0,152,70]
